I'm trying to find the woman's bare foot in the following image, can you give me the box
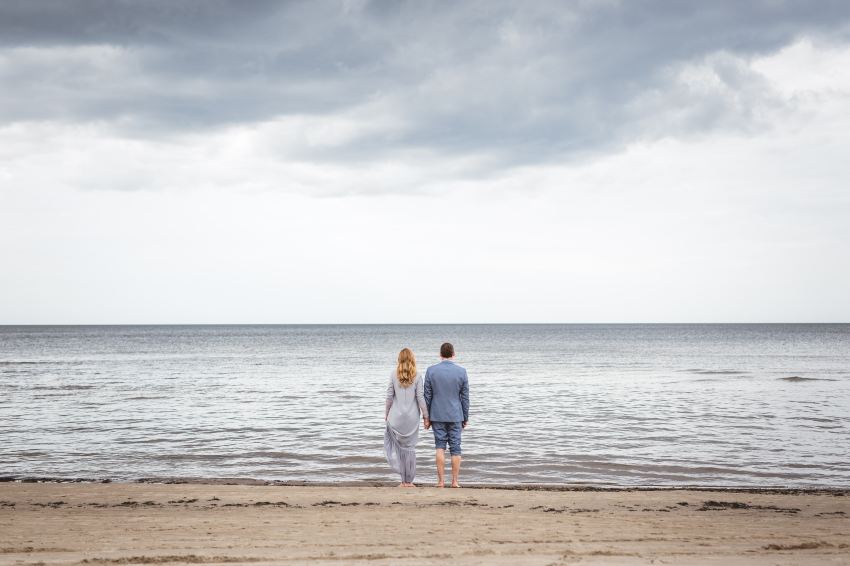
[451,483,461,488]
[434,482,444,488]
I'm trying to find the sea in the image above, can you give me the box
[1,324,848,487]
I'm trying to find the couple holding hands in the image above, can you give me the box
[384,342,470,488]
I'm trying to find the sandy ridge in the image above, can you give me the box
[1,482,848,565]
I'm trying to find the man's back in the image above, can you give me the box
[424,360,469,423]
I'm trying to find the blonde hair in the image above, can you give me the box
[396,348,417,387]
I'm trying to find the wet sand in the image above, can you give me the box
[1,482,848,565]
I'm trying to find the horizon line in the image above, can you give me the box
[2,322,849,327]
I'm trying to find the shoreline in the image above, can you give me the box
[2,475,848,495]
[2,481,848,564]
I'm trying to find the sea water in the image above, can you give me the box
[1,324,848,486]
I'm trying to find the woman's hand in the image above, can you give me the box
[423,417,431,429]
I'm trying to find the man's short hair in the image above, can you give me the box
[440,342,455,358]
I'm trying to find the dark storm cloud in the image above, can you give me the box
[2,0,850,168]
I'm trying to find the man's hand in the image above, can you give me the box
[462,421,468,429]
[424,418,431,429]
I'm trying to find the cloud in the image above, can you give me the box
[2,0,850,183]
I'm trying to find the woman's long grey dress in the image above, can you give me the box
[384,371,428,483]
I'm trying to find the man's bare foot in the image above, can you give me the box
[451,483,461,488]
[435,482,444,488]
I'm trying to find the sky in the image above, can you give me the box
[1,0,849,324]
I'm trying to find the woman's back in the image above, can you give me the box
[386,371,425,438]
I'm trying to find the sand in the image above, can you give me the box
[1,481,848,565]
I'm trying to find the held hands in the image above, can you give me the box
[420,418,466,429]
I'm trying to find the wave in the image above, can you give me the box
[30,385,96,390]
[688,369,750,375]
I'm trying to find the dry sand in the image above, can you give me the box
[1,482,848,565]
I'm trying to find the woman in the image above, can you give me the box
[384,347,428,487]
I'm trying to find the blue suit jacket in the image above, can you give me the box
[424,360,469,423]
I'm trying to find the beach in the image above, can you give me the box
[1,481,848,565]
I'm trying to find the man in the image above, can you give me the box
[423,342,469,488]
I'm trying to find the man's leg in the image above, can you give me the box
[449,422,462,487]
[435,448,446,487]
[451,454,462,487]
[432,422,448,487]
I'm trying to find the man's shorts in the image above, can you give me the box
[431,421,462,455]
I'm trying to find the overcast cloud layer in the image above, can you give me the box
[3,1,850,167]
[1,1,849,323]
